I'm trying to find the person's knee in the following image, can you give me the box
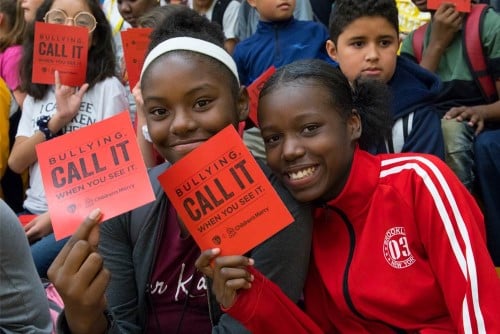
[441,119,474,153]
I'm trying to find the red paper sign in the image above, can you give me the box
[36,112,155,240]
[32,22,89,86]
[121,28,152,91]
[158,125,293,256]
[427,0,471,12]
[247,66,276,127]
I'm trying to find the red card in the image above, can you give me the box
[427,0,471,12]
[36,112,155,240]
[247,66,276,127]
[158,125,293,256]
[121,28,152,91]
[32,22,89,86]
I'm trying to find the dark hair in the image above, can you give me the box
[259,59,392,150]
[20,0,116,99]
[143,7,239,99]
[329,0,399,44]
[138,4,186,28]
[0,0,26,52]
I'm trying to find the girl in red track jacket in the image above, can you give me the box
[196,59,500,334]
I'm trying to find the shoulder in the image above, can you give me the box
[379,153,455,186]
[3,45,23,58]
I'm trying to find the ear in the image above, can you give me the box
[237,86,250,122]
[326,39,339,62]
[247,0,257,8]
[348,109,362,141]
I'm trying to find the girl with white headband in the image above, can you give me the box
[48,7,313,334]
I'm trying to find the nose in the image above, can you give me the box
[170,110,197,136]
[365,43,379,62]
[281,135,305,162]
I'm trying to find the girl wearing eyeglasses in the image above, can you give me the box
[8,0,129,279]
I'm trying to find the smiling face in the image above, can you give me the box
[247,0,295,22]
[259,83,360,203]
[117,0,159,27]
[141,52,248,164]
[326,16,399,84]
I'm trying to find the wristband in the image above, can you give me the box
[36,116,62,140]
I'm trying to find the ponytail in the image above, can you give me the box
[351,77,392,151]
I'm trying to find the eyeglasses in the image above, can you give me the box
[43,9,97,32]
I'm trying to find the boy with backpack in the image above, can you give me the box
[400,0,500,265]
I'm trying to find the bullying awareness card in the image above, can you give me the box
[158,125,294,256]
[121,27,153,91]
[32,22,89,86]
[427,0,471,12]
[247,66,276,127]
[36,112,155,240]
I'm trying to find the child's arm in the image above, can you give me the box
[48,209,110,334]
[196,250,323,334]
[419,3,463,72]
[8,72,88,173]
[412,155,500,332]
[444,80,500,135]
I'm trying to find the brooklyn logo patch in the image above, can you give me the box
[383,227,416,269]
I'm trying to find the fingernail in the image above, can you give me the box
[89,208,101,220]
[250,274,254,282]
[248,258,255,266]
[211,248,221,255]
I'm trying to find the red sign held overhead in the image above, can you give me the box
[158,125,294,256]
[32,22,89,86]
[36,112,155,240]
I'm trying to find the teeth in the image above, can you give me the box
[288,167,316,180]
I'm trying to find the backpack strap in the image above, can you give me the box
[212,0,232,29]
[130,161,170,246]
[411,22,428,63]
[463,4,497,103]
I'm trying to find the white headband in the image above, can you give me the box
[140,37,240,85]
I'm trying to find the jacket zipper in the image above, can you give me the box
[324,205,407,334]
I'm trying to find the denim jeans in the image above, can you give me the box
[441,119,475,191]
[474,128,500,266]
[31,233,70,278]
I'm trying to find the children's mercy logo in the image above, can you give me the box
[383,227,416,269]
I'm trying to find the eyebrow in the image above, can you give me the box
[143,83,217,103]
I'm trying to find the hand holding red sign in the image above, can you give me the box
[36,112,155,240]
[32,22,89,86]
[427,0,471,13]
[158,125,294,256]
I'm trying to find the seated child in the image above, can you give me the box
[326,0,444,158]
[47,8,313,333]
[197,58,500,333]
